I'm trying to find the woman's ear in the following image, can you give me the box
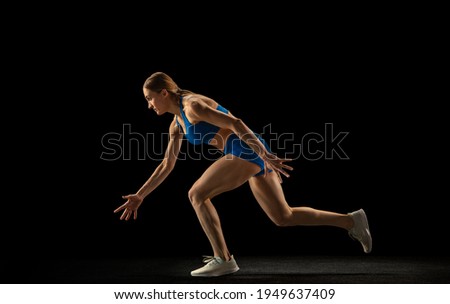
[161,89,168,97]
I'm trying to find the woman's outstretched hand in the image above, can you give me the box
[114,194,143,220]
[263,153,294,183]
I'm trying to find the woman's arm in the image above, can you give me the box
[187,99,293,181]
[114,118,183,220]
[136,118,183,199]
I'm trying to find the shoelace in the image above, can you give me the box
[202,255,221,266]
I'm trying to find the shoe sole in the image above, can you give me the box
[191,266,240,277]
[358,210,372,253]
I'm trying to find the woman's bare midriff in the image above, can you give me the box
[208,128,234,152]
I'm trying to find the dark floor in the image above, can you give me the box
[2,255,450,284]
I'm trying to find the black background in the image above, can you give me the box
[5,7,445,264]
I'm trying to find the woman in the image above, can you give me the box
[114,72,372,277]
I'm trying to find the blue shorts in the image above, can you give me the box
[223,133,273,176]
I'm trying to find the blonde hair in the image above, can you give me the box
[143,72,193,97]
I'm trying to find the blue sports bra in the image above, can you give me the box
[175,96,229,145]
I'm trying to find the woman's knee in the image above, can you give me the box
[188,185,207,207]
[271,208,293,227]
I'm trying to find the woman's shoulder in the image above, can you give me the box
[183,93,218,108]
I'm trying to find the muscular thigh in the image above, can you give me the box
[248,171,291,218]
[191,154,261,200]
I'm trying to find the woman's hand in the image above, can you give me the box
[114,194,143,220]
[262,152,294,183]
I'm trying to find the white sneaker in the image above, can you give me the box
[191,255,240,277]
[348,209,372,253]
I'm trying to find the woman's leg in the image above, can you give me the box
[248,171,372,253]
[248,171,353,229]
[189,154,260,261]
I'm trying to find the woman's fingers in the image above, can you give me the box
[281,163,294,171]
[277,171,283,183]
[115,195,139,220]
[115,195,133,213]
[270,161,292,178]
[125,211,132,221]
[116,208,138,221]
[120,209,128,220]
[114,203,127,213]
[280,169,290,178]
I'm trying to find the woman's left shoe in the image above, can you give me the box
[191,255,240,277]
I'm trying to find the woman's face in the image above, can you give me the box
[143,88,168,115]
